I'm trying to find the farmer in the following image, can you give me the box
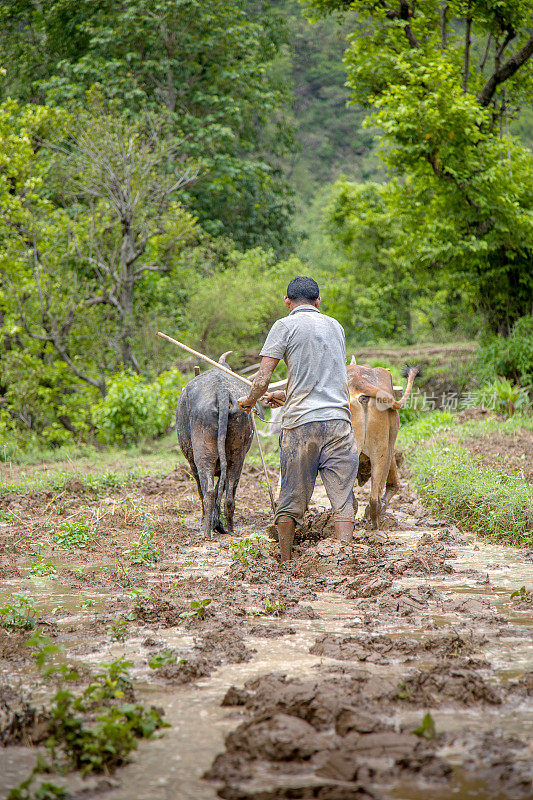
[238,276,359,562]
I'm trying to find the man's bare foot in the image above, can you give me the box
[334,520,354,543]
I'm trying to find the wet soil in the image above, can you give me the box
[0,456,532,800]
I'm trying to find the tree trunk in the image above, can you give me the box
[462,11,472,93]
[118,225,141,372]
[440,3,448,50]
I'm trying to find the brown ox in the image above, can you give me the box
[347,359,420,529]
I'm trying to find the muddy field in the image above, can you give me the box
[0,451,532,800]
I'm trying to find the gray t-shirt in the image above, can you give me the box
[259,305,351,429]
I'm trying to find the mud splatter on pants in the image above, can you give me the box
[275,419,359,525]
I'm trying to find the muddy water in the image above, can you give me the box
[1,475,532,800]
[105,637,327,800]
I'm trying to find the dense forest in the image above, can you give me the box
[0,0,532,450]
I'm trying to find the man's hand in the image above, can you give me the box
[237,356,280,415]
[238,396,255,414]
[263,390,286,408]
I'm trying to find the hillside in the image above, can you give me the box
[276,0,382,199]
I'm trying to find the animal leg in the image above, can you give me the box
[381,453,400,513]
[224,456,246,535]
[198,466,216,539]
[367,449,390,530]
[189,462,204,516]
[212,475,227,535]
[381,411,400,513]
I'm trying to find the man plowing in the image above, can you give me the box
[238,276,359,562]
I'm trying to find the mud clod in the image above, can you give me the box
[310,631,481,664]
[0,685,49,745]
[396,662,501,706]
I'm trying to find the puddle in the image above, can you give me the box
[87,638,328,800]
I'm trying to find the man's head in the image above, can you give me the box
[284,276,321,311]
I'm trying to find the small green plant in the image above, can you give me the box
[510,586,532,603]
[128,531,160,565]
[22,641,166,778]
[84,658,134,706]
[110,558,132,587]
[412,712,436,739]
[230,533,266,565]
[30,557,57,577]
[396,680,411,701]
[26,631,79,681]
[52,517,95,548]
[148,650,179,669]
[0,593,39,630]
[106,620,129,642]
[179,598,212,622]
[8,770,71,800]
[47,687,165,775]
[126,588,152,616]
[264,598,284,616]
[80,599,95,611]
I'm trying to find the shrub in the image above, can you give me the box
[473,377,531,417]
[91,369,184,444]
[476,316,533,386]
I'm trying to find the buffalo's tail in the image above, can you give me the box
[215,389,230,511]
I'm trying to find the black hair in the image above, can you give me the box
[286,276,320,302]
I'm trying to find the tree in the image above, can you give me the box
[0,101,197,398]
[323,181,416,343]
[181,249,303,364]
[0,0,295,252]
[305,0,533,333]
[274,0,382,197]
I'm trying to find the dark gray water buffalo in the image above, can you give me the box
[176,365,255,537]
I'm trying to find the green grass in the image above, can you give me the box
[400,412,533,546]
[0,467,146,497]
[398,410,533,450]
[397,410,455,448]
[0,435,184,496]
[453,413,533,439]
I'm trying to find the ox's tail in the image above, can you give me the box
[215,389,230,511]
[396,365,421,409]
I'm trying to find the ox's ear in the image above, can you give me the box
[350,355,357,365]
[219,350,233,365]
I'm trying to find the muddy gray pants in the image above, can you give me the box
[275,419,359,526]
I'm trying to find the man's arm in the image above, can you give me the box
[238,356,279,413]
